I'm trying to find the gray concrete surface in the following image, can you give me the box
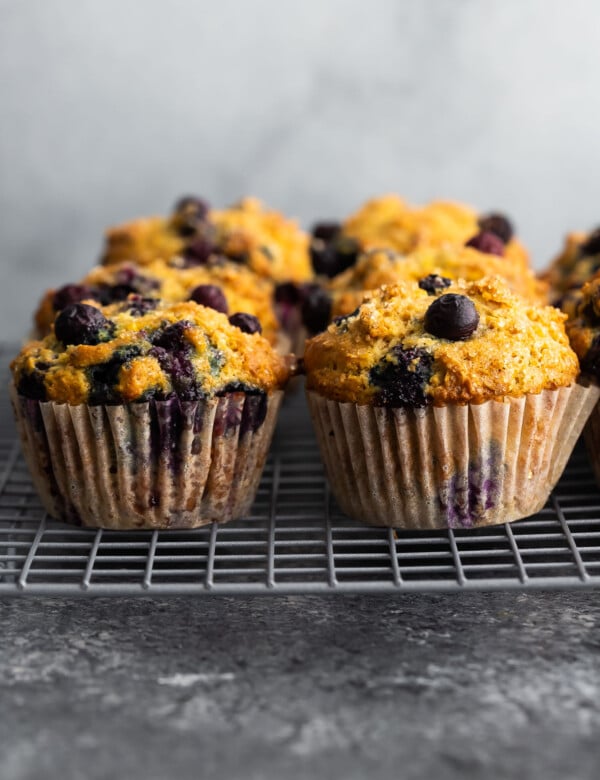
[1,592,599,779]
[2,1,600,338]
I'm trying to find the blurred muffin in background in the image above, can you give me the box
[102,195,312,283]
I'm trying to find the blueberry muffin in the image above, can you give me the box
[304,278,597,529]
[102,196,312,283]
[309,195,530,280]
[34,258,281,346]
[543,228,600,304]
[563,275,600,485]
[11,299,292,529]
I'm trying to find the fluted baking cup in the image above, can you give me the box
[11,385,283,529]
[307,382,600,529]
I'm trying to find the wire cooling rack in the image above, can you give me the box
[2,345,600,595]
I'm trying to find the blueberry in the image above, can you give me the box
[149,323,205,401]
[17,369,47,401]
[229,312,262,334]
[173,196,210,236]
[125,295,158,317]
[183,237,215,266]
[477,213,514,244]
[310,235,360,278]
[189,284,229,314]
[418,274,452,295]
[579,228,600,257]
[424,294,479,341]
[54,303,115,347]
[151,321,193,351]
[87,345,142,405]
[465,231,505,256]
[301,285,332,334]
[274,282,301,305]
[311,221,341,242]
[52,284,97,311]
[369,346,433,407]
[332,307,360,327]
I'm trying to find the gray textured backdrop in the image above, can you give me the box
[1,0,599,340]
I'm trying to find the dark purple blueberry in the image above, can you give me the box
[311,221,341,242]
[301,285,332,334]
[274,282,301,305]
[418,274,452,295]
[149,322,208,400]
[477,213,514,244]
[332,307,360,327]
[579,228,600,257]
[189,284,229,314]
[17,369,47,401]
[228,312,262,335]
[424,294,479,341]
[52,284,97,311]
[173,196,210,236]
[149,345,203,402]
[310,235,360,278]
[465,231,505,256]
[125,295,158,317]
[369,346,433,407]
[174,195,210,216]
[97,267,160,302]
[151,321,193,351]
[183,236,215,266]
[87,345,142,405]
[54,303,115,347]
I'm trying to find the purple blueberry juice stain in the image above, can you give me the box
[439,441,503,528]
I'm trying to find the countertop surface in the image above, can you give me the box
[1,591,600,780]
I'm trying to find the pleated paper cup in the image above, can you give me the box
[11,385,283,530]
[307,382,600,530]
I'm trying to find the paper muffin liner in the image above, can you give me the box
[307,382,600,530]
[583,400,600,487]
[11,385,283,530]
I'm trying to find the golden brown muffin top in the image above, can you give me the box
[34,259,280,345]
[565,274,600,380]
[339,195,530,272]
[543,228,600,302]
[304,277,578,406]
[101,196,311,283]
[13,299,290,406]
[327,245,548,319]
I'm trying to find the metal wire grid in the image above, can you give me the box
[2,346,600,595]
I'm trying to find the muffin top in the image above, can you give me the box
[34,259,280,344]
[543,228,600,302]
[101,196,311,283]
[304,277,578,406]
[309,195,529,279]
[327,245,548,319]
[13,299,290,406]
[565,274,600,380]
